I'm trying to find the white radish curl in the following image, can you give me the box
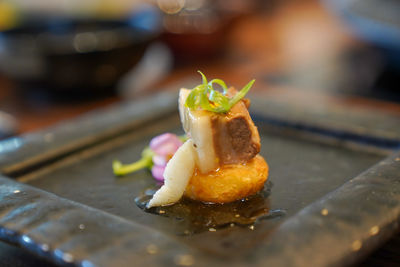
[147,139,196,208]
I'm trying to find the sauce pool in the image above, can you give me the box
[135,181,285,235]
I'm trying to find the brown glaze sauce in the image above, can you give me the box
[135,181,285,235]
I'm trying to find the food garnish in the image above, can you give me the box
[185,71,255,113]
[113,133,184,181]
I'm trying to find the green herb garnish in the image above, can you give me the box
[185,71,255,113]
[112,135,187,177]
[113,147,154,176]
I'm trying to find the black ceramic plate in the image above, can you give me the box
[0,92,400,267]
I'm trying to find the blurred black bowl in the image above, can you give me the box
[324,0,400,71]
[0,6,161,95]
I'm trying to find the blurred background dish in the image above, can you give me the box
[159,0,274,62]
[324,0,400,70]
[159,0,232,62]
[0,110,17,139]
[0,2,161,95]
[323,0,400,103]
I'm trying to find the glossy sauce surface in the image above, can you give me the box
[135,181,286,235]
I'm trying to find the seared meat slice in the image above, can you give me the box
[210,94,260,165]
[179,88,260,173]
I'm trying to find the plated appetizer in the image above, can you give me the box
[113,72,268,208]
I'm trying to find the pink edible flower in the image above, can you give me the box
[113,133,184,181]
[149,133,183,182]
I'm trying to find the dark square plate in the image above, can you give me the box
[0,92,399,267]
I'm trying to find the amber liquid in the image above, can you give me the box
[135,181,285,235]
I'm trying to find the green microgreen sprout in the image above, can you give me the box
[185,71,255,113]
[113,147,154,176]
[112,134,187,177]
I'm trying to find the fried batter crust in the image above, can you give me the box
[184,155,268,203]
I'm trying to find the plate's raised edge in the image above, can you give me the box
[249,151,400,267]
[0,92,178,176]
[2,90,399,177]
[0,175,200,267]
[250,95,400,150]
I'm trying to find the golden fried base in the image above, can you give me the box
[184,155,268,203]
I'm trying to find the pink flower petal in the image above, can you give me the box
[152,154,167,166]
[150,133,183,156]
[151,165,165,182]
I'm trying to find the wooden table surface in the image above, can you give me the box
[0,0,399,266]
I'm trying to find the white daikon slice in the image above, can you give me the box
[147,139,196,208]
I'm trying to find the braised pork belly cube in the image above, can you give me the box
[179,88,260,174]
